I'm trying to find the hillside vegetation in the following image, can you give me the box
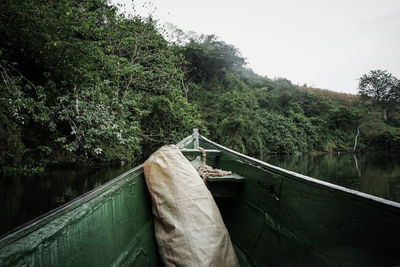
[1,0,399,173]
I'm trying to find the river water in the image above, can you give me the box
[0,163,133,236]
[1,153,400,236]
[262,153,400,203]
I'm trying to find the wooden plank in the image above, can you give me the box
[208,174,246,182]
[180,149,221,157]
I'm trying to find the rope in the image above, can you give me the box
[196,147,232,184]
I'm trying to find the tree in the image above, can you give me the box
[0,0,206,168]
[358,70,399,120]
[177,35,246,82]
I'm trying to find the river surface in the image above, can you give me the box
[262,153,400,203]
[0,164,133,236]
[1,153,400,236]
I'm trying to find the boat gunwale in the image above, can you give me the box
[176,134,195,148]
[199,135,400,210]
[0,163,145,247]
[0,134,196,247]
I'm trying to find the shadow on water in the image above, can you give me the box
[262,153,400,203]
[0,164,134,236]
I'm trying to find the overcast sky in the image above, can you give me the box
[112,0,400,94]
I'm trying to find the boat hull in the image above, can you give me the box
[0,165,161,266]
[198,136,400,266]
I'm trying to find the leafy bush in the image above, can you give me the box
[0,0,205,167]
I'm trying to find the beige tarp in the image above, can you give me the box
[144,145,239,267]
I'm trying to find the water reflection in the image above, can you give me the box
[0,164,133,236]
[262,153,400,203]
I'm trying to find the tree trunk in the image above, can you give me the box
[353,126,361,152]
[382,106,388,121]
[181,78,188,101]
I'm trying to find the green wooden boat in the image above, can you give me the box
[1,130,400,266]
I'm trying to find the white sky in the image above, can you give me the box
[112,0,400,94]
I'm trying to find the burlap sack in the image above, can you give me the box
[144,145,238,267]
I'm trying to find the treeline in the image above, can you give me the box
[177,34,400,155]
[1,0,399,172]
[0,0,204,170]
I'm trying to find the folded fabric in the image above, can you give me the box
[144,145,238,267]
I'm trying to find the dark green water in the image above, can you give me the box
[1,153,400,237]
[263,153,400,203]
[0,164,133,236]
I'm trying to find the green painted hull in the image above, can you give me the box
[198,136,400,267]
[0,166,161,266]
[1,134,399,266]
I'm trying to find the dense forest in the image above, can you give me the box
[1,0,400,174]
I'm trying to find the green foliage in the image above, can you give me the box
[178,36,324,155]
[175,35,246,82]
[1,0,399,171]
[358,70,400,121]
[357,111,400,152]
[0,0,204,168]
[178,34,400,154]
[359,70,399,104]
